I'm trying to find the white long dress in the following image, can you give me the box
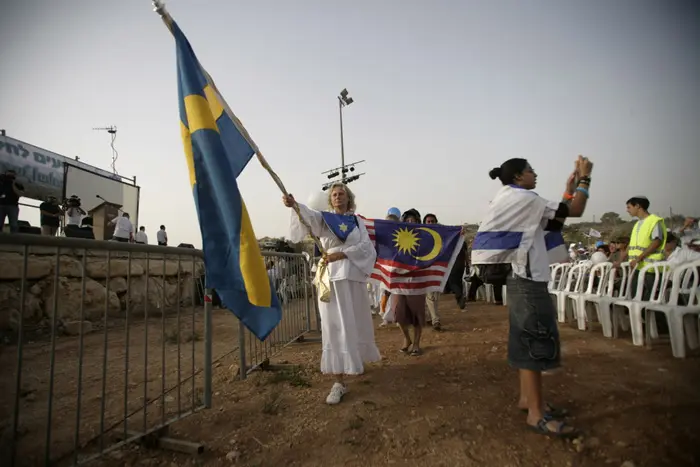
[289,204,381,375]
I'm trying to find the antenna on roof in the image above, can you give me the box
[93,125,119,174]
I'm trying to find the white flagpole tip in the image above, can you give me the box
[152,0,166,16]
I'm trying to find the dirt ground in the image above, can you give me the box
[5,295,700,466]
[0,298,309,467]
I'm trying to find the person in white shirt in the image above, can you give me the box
[665,233,700,265]
[283,183,380,406]
[475,156,593,439]
[156,225,168,246]
[677,217,700,246]
[266,261,280,288]
[134,226,148,244]
[65,207,86,226]
[110,213,134,243]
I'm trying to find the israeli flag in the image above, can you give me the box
[472,185,569,266]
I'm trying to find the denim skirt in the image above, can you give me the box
[506,274,561,372]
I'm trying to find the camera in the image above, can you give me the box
[65,195,82,208]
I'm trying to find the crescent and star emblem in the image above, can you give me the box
[392,227,443,261]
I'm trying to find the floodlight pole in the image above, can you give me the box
[322,89,363,191]
[338,96,346,181]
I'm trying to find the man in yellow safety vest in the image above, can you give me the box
[625,196,667,299]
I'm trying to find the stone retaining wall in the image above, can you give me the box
[0,251,205,331]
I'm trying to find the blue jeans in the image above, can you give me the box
[0,204,19,233]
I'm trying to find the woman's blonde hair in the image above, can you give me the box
[326,182,356,213]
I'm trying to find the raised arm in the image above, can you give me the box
[282,194,325,242]
[545,156,594,230]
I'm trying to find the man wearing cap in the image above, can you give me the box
[626,196,667,298]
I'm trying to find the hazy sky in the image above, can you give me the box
[2,0,699,247]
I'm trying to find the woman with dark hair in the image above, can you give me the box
[472,156,593,437]
[393,209,427,355]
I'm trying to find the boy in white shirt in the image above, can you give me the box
[156,225,168,246]
[134,226,148,244]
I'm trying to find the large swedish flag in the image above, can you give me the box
[173,21,281,341]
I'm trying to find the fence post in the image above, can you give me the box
[203,288,213,409]
[238,322,247,380]
[303,258,311,332]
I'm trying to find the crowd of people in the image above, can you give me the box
[0,168,171,246]
[280,157,592,437]
[281,155,699,442]
[567,215,700,268]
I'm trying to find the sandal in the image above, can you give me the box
[399,340,412,353]
[520,402,569,418]
[527,418,578,439]
[409,348,423,356]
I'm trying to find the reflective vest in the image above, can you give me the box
[627,214,667,269]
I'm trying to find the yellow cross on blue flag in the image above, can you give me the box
[173,20,281,341]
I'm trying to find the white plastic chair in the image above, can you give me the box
[462,268,474,303]
[566,262,613,331]
[548,263,572,293]
[482,283,495,302]
[587,263,631,337]
[645,260,700,358]
[501,285,508,306]
[552,262,591,323]
[548,263,571,318]
[611,261,672,346]
[463,267,492,302]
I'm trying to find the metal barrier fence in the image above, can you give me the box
[239,251,312,378]
[0,234,314,466]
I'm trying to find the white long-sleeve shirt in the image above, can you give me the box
[289,203,376,283]
[667,247,700,265]
[111,216,133,239]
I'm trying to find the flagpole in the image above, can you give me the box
[151,0,325,254]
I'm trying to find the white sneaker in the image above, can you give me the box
[325,382,347,405]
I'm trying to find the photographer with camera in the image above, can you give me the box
[64,195,86,226]
[0,169,25,233]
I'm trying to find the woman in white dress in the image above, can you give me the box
[282,182,381,405]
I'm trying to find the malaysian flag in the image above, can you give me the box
[359,216,464,295]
